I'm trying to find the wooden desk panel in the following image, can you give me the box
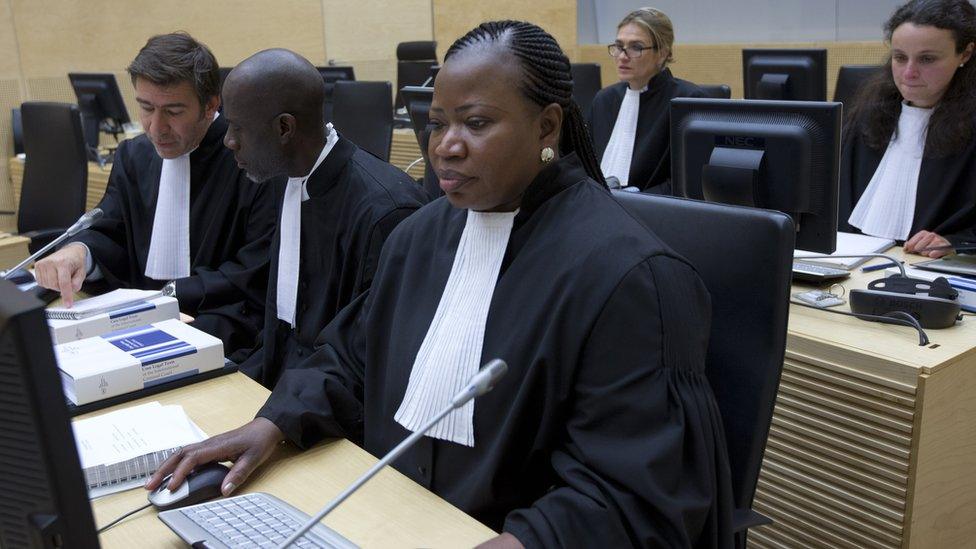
[0,233,29,270]
[86,373,495,548]
[749,250,976,548]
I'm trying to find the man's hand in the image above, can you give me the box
[145,417,285,496]
[33,243,88,306]
[904,230,953,258]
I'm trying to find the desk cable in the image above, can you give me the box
[791,300,931,346]
[96,502,152,534]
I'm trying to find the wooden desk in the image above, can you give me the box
[0,233,29,270]
[86,373,495,547]
[8,133,424,222]
[750,249,976,548]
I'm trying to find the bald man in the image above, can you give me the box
[225,49,428,388]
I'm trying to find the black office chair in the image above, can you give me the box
[834,64,883,107]
[613,191,794,548]
[395,41,438,128]
[318,66,356,124]
[570,63,602,118]
[11,108,24,155]
[699,84,732,99]
[19,102,89,253]
[332,81,394,161]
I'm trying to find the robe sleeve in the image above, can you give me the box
[72,140,139,288]
[255,290,369,447]
[503,255,733,548]
[175,174,278,314]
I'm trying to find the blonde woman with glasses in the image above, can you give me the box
[588,7,704,193]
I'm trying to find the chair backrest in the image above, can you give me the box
[396,41,436,61]
[19,102,88,234]
[332,81,393,161]
[612,191,793,516]
[11,108,24,155]
[699,84,732,99]
[833,64,883,106]
[570,63,602,118]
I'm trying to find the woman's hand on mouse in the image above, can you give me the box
[145,417,284,496]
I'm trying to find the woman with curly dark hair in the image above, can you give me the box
[842,0,976,257]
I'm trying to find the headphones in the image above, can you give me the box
[850,275,961,329]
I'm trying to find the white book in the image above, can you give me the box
[795,232,896,270]
[55,319,224,405]
[46,289,164,320]
[72,402,207,498]
[48,295,179,344]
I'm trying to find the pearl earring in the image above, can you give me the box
[540,146,554,163]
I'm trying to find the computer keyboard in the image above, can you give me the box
[158,492,357,549]
[792,261,851,283]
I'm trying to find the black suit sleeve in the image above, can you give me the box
[503,256,733,548]
[256,290,370,447]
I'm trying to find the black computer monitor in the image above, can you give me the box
[671,98,841,253]
[69,72,130,149]
[0,280,99,547]
[742,49,827,101]
[400,85,433,149]
[317,66,356,84]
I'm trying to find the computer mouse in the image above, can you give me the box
[148,462,231,511]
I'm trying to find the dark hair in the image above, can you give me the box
[846,0,976,157]
[127,32,220,108]
[445,20,607,186]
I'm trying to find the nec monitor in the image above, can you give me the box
[69,72,130,149]
[742,49,827,101]
[671,98,841,254]
[0,280,99,547]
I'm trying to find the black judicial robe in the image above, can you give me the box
[259,154,734,547]
[839,115,976,245]
[72,116,277,353]
[588,68,704,193]
[234,137,428,388]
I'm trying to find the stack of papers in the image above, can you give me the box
[73,401,207,498]
[795,232,896,270]
[47,289,163,320]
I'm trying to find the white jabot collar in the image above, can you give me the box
[276,124,339,326]
[394,208,518,447]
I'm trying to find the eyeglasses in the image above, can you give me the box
[607,43,656,58]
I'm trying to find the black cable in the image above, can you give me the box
[96,502,152,534]
[791,300,931,346]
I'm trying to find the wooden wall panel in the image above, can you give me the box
[9,0,327,76]
[431,0,577,62]
[323,0,432,85]
[579,41,889,100]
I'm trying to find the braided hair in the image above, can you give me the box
[445,20,607,186]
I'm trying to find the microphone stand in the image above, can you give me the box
[279,359,508,548]
[2,209,103,279]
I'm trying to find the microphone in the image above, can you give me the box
[278,358,508,548]
[2,208,104,279]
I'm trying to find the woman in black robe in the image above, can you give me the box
[588,7,703,193]
[150,21,733,548]
[841,0,976,257]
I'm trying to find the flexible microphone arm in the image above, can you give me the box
[2,209,104,279]
[279,358,508,548]
[794,252,908,277]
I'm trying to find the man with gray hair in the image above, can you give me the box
[223,49,428,388]
[34,32,278,354]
